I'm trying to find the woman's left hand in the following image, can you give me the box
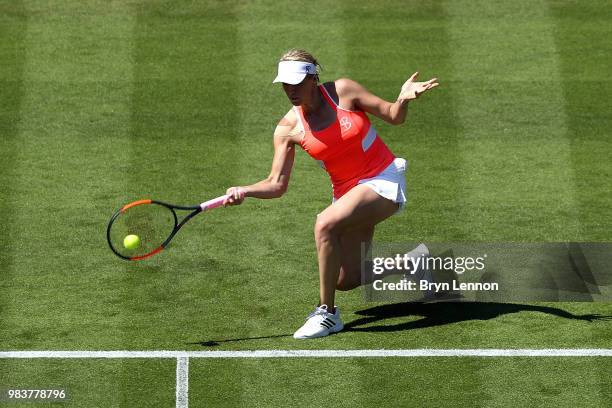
[398,72,438,101]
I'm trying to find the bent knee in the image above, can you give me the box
[314,216,341,240]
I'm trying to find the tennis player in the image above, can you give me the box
[224,49,438,339]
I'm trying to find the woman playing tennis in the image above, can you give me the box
[224,49,438,339]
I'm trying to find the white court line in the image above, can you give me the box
[175,357,189,408]
[4,349,610,408]
[1,349,612,358]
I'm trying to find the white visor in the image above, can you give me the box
[272,61,317,85]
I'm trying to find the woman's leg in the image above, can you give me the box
[336,225,374,291]
[336,224,416,290]
[314,184,399,307]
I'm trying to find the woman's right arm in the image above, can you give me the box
[224,112,299,205]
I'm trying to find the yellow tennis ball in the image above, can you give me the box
[123,234,140,250]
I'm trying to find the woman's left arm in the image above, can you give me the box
[339,72,438,125]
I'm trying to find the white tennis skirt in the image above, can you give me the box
[333,157,408,214]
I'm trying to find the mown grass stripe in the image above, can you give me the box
[11,1,139,405]
[233,3,351,405]
[0,0,26,341]
[344,1,464,241]
[549,2,612,404]
[231,1,351,316]
[549,0,612,240]
[124,1,250,352]
[8,0,137,342]
[446,1,591,406]
[445,0,580,241]
[341,2,475,405]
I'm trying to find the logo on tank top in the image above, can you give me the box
[340,117,352,131]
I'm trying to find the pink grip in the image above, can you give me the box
[200,195,228,211]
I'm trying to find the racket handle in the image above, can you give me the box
[200,190,246,211]
[200,195,228,211]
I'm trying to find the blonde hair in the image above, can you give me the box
[278,48,322,83]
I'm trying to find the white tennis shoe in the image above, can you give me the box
[293,304,344,339]
[404,243,436,298]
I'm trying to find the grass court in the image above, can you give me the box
[1,1,611,406]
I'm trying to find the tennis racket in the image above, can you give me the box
[107,194,234,261]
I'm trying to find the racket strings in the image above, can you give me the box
[108,203,176,259]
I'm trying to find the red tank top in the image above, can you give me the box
[296,84,396,199]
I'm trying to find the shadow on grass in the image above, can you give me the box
[188,334,292,347]
[344,301,612,333]
[190,302,611,346]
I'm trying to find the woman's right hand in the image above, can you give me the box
[223,187,246,206]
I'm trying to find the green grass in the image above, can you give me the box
[0,359,176,407]
[0,0,611,406]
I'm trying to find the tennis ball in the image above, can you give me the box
[123,234,140,250]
